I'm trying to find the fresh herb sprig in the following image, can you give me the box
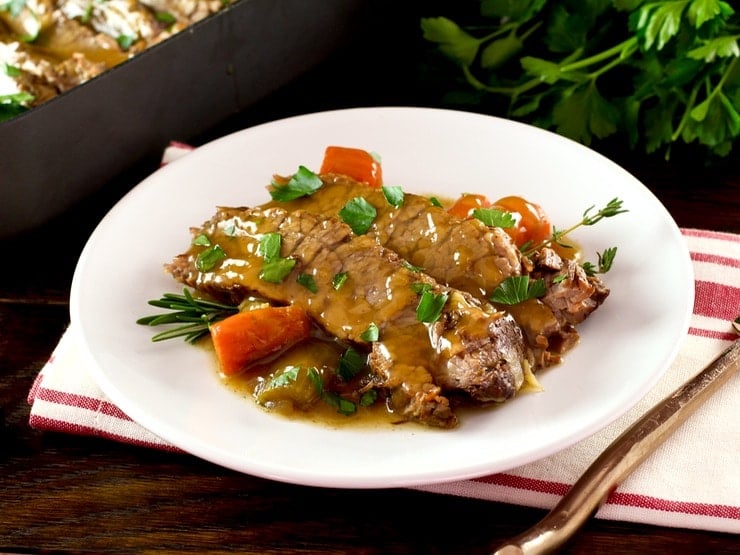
[521,198,627,257]
[582,246,618,276]
[136,289,239,343]
[421,1,739,159]
[491,198,627,305]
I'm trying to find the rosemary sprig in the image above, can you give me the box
[136,288,239,343]
[521,198,628,258]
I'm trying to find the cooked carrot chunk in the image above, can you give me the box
[319,146,383,188]
[210,305,312,375]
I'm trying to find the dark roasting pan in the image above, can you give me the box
[0,0,366,238]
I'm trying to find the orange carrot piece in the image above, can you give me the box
[492,195,552,247]
[319,146,383,188]
[210,306,312,376]
[447,193,491,219]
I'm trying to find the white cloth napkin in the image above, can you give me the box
[28,144,740,534]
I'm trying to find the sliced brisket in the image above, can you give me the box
[166,206,531,428]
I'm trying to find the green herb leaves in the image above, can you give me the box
[195,244,226,272]
[258,232,296,283]
[582,247,618,276]
[269,166,323,201]
[422,2,739,158]
[490,275,546,305]
[522,198,627,257]
[472,207,516,228]
[411,283,448,323]
[339,196,377,235]
[382,185,405,208]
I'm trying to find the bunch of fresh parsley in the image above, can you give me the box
[421,0,739,159]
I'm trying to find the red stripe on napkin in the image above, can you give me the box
[32,387,132,420]
[691,251,740,268]
[693,281,740,321]
[473,474,740,519]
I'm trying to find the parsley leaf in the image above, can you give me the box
[297,273,318,293]
[337,347,367,381]
[472,207,516,228]
[416,290,449,323]
[308,367,357,416]
[332,271,348,290]
[257,232,282,262]
[192,234,211,246]
[258,233,296,283]
[260,258,296,283]
[490,275,546,305]
[269,166,323,201]
[382,185,404,208]
[339,196,377,235]
[117,35,136,50]
[263,365,301,389]
[195,244,226,272]
[360,389,378,407]
[360,322,379,342]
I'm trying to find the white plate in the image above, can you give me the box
[70,107,693,488]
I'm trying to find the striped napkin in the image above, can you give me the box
[28,144,740,534]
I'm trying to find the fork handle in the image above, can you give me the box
[492,340,740,555]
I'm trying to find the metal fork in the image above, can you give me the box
[492,339,740,555]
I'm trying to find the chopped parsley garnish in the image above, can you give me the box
[0,92,33,122]
[323,392,357,415]
[155,10,176,25]
[257,232,281,260]
[260,258,296,283]
[297,272,318,293]
[490,276,546,305]
[195,244,226,272]
[269,165,323,201]
[337,347,367,382]
[360,322,379,342]
[429,196,443,208]
[3,63,21,77]
[403,261,424,273]
[332,271,348,290]
[339,196,377,235]
[308,367,357,416]
[472,207,516,228]
[117,34,136,50]
[258,232,296,283]
[416,289,448,323]
[359,389,378,407]
[263,365,301,389]
[410,282,432,295]
[382,185,404,208]
[192,234,211,246]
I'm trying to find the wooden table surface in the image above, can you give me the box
[1,5,738,553]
